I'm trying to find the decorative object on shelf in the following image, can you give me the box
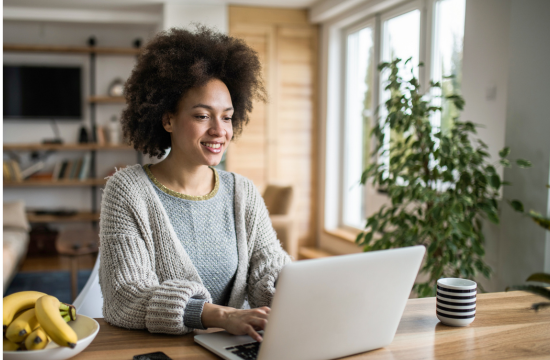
[95,126,106,145]
[356,58,532,297]
[78,126,89,143]
[20,161,46,180]
[133,38,142,48]
[41,120,64,145]
[87,36,96,47]
[107,78,124,97]
[107,116,121,144]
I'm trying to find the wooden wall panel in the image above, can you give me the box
[227,6,318,247]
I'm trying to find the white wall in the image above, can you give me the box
[461,0,511,292]
[162,3,227,33]
[497,0,550,289]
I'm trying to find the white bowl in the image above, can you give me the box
[3,315,100,360]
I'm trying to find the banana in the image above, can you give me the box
[25,327,50,351]
[35,295,78,348]
[5,308,40,343]
[3,336,20,351]
[3,291,46,330]
[69,306,77,321]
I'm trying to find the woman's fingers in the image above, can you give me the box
[250,317,267,329]
[247,325,263,342]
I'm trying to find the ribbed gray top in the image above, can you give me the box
[146,167,239,329]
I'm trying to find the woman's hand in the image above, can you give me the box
[201,303,270,342]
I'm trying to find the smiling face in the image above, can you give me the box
[163,78,234,167]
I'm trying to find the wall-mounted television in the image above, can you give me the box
[3,65,82,120]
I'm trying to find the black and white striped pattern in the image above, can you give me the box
[436,283,476,321]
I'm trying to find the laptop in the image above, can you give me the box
[194,245,425,360]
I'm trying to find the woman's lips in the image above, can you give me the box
[201,142,223,154]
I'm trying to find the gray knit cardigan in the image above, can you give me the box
[98,164,292,335]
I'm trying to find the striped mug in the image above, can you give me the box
[436,278,477,326]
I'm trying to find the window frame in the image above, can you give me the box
[339,17,377,231]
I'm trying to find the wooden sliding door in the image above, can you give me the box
[227,6,318,247]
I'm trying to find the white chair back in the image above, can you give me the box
[73,252,104,318]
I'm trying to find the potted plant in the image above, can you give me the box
[356,58,531,297]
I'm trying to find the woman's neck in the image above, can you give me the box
[149,152,215,196]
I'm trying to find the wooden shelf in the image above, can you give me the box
[27,211,100,223]
[3,143,133,151]
[3,179,107,187]
[88,96,125,103]
[3,44,140,55]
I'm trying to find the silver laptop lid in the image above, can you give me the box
[257,245,425,360]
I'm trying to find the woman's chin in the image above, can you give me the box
[202,155,222,167]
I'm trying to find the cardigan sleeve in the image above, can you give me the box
[98,174,212,335]
[243,179,292,308]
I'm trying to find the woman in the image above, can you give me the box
[98,26,292,343]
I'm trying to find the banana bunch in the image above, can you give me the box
[3,291,78,351]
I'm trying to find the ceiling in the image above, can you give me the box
[3,0,319,11]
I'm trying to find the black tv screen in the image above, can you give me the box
[3,65,82,120]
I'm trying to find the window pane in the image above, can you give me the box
[342,26,374,228]
[431,0,466,132]
[382,10,421,73]
[379,10,421,176]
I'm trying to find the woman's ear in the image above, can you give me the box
[162,113,173,133]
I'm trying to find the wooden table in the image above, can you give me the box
[74,291,550,360]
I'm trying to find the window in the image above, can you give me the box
[342,24,374,228]
[379,6,422,176]
[330,0,466,232]
[431,0,466,132]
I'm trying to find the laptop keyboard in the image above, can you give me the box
[225,341,260,360]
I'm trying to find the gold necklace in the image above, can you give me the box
[143,164,219,201]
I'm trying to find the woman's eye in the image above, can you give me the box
[196,115,209,120]
[224,117,232,121]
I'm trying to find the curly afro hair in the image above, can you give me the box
[121,26,266,158]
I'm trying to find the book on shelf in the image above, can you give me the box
[3,160,23,182]
[51,156,91,181]
[57,160,69,179]
[3,162,11,182]
[79,153,91,180]
[52,161,63,181]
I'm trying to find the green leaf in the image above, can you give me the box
[355,232,364,245]
[516,159,532,168]
[507,285,550,301]
[489,174,501,189]
[508,200,524,213]
[526,273,550,284]
[499,147,510,158]
[499,159,511,167]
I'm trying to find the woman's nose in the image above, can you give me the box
[208,117,226,137]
